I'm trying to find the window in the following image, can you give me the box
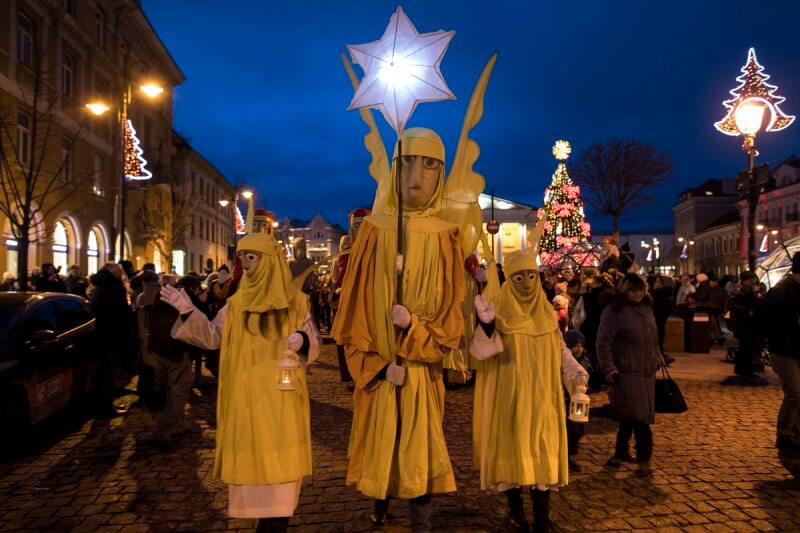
[17,111,31,166]
[17,12,34,67]
[63,0,74,14]
[54,298,91,333]
[198,217,203,239]
[60,137,72,182]
[23,302,57,338]
[205,220,210,241]
[93,155,104,196]
[61,52,74,98]
[94,11,105,48]
[190,216,195,238]
[199,255,203,271]
[53,221,69,273]
[87,229,100,274]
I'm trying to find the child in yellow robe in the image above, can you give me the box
[470,250,587,532]
[159,233,319,533]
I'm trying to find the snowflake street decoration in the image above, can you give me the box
[715,47,794,136]
[346,6,455,135]
[539,141,590,253]
[124,119,152,181]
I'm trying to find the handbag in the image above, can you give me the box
[654,359,688,413]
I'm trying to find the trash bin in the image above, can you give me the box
[682,306,711,353]
[664,316,684,353]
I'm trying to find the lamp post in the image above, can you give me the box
[714,48,794,272]
[219,188,252,261]
[87,67,164,262]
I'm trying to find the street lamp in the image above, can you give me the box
[714,48,794,271]
[86,68,164,262]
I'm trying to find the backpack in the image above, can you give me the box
[145,297,188,360]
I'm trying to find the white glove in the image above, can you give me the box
[474,294,495,324]
[386,362,406,387]
[160,285,195,315]
[392,305,412,329]
[285,332,303,352]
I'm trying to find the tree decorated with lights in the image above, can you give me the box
[123,119,152,180]
[539,140,591,253]
[714,47,795,136]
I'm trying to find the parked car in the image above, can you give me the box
[0,292,101,449]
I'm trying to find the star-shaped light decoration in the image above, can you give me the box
[715,48,794,137]
[347,6,455,135]
[552,140,571,161]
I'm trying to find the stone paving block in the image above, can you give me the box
[0,345,798,531]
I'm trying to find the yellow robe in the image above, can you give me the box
[175,288,315,486]
[332,213,465,499]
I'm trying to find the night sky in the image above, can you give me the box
[142,0,800,232]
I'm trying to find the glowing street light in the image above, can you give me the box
[240,190,253,200]
[715,48,793,271]
[218,199,230,208]
[140,83,165,98]
[85,102,110,116]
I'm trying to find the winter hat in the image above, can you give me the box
[564,330,585,348]
[695,273,709,283]
[793,252,800,274]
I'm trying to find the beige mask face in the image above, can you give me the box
[510,269,539,299]
[238,250,262,277]
[399,155,442,210]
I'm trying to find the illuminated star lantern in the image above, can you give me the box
[123,119,152,180]
[347,6,455,135]
[715,48,795,137]
[552,140,572,161]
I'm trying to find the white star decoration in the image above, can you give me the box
[347,6,456,135]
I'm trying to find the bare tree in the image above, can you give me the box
[573,140,673,239]
[0,45,94,288]
[137,177,197,271]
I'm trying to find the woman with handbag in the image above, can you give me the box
[596,273,661,471]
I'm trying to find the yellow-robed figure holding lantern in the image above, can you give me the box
[159,230,320,532]
[470,249,588,532]
[335,48,497,529]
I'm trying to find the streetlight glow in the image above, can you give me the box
[734,99,768,136]
[241,190,253,200]
[218,199,230,207]
[140,83,165,98]
[85,102,110,116]
[756,224,765,231]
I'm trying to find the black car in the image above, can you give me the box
[0,292,101,446]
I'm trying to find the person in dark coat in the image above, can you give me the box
[33,263,67,292]
[761,254,800,454]
[578,274,615,388]
[65,265,89,298]
[651,275,676,365]
[90,262,132,417]
[726,272,761,378]
[597,273,660,469]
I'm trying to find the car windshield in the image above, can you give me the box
[0,304,24,362]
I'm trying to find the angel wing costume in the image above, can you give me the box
[332,54,498,500]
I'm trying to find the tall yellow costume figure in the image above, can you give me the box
[336,52,498,531]
[160,232,320,533]
[470,250,587,532]
[332,128,464,530]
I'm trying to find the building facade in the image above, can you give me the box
[691,212,740,278]
[738,155,800,263]
[672,179,740,274]
[479,193,539,264]
[170,133,234,275]
[277,214,345,263]
[0,0,183,280]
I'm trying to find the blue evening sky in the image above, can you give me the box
[141,0,800,232]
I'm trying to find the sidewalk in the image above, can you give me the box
[666,346,781,385]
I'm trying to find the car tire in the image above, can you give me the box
[0,390,28,458]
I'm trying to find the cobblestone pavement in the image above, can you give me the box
[1,343,799,532]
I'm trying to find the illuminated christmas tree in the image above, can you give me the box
[714,48,794,136]
[235,204,246,235]
[124,119,152,180]
[538,140,590,253]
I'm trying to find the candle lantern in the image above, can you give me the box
[277,349,300,391]
[568,391,590,423]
